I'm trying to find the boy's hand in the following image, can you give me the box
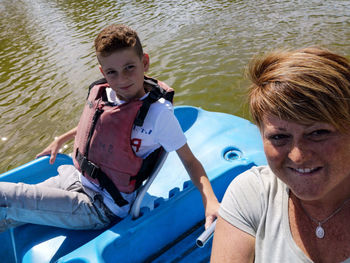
[176,143,220,230]
[36,127,77,165]
[205,199,220,229]
[36,139,62,164]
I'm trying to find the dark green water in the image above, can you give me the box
[1,0,350,173]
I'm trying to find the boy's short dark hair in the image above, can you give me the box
[94,24,143,58]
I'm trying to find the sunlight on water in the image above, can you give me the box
[0,0,350,172]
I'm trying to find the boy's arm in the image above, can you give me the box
[176,143,219,229]
[36,126,78,164]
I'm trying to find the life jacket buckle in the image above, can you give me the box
[87,161,100,179]
[79,155,100,179]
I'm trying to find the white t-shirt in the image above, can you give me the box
[80,88,187,217]
[219,166,350,263]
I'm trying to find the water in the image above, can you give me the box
[1,0,350,173]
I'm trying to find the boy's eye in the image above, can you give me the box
[107,70,116,75]
[125,65,135,71]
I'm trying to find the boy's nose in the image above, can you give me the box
[116,72,128,83]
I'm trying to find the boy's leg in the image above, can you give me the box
[0,165,115,231]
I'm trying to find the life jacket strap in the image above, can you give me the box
[131,147,163,189]
[75,150,129,207]
[87,78,108,99]
[133,76,174,127]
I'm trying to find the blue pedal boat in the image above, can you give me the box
[0,106,266,262]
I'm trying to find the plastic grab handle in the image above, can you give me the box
[196,219,217,248]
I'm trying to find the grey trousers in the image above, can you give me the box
[0,165,117,232]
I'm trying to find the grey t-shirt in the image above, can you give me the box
[219,166,350,263]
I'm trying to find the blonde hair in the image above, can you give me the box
[247,47,350,131]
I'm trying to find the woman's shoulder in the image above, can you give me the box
[219,165,287,237]
[233,165,282,189]
[224,165,286,212]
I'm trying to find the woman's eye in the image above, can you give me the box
[308,129,331,140]
[270,134,289,140]
[267,134,290,146]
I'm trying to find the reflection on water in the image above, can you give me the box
[1,0,350,172]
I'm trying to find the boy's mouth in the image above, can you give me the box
[119,84,133,90]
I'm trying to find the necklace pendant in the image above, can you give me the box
[315,225,325,239]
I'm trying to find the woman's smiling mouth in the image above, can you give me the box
[289,167,322,176]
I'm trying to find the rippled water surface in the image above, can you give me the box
[1,0,350,172]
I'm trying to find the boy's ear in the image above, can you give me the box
[99,65,106,77]
[143,53,150,72]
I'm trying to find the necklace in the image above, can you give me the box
[298,197,350,239]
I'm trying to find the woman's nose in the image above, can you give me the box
[288,142,311,164]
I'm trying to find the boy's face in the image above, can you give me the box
[97,48,149,102]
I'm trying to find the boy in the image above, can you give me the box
[0,24,218,231]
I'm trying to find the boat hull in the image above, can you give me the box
[0,106,266,262]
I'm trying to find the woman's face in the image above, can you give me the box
[261,114,350,202]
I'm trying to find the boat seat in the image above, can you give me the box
[130,149,169,219]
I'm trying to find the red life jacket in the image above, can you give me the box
[73,77,174,206]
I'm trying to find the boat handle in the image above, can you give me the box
[196,219,217,248]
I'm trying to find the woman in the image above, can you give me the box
[211,47,350,263]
